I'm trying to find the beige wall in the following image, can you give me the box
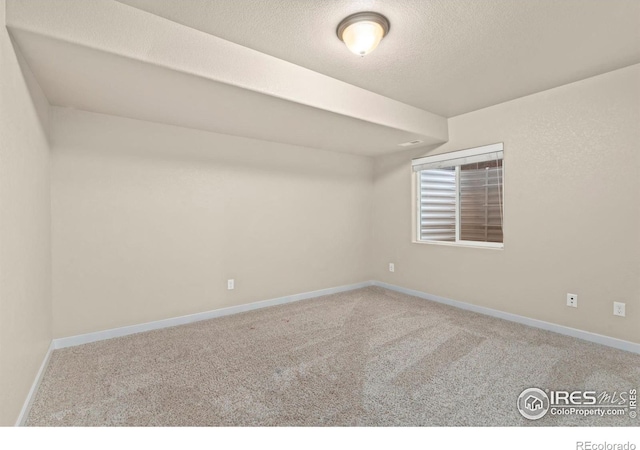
[2,3,638,424]
[52,65,640,345]
[373,64,640,344]
[0,0,52,426]
[51,108,373,338]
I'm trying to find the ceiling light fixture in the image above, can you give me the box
[336,12,390,57]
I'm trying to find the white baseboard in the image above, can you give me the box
[49,278,640,352]
[16,279,638,426]
[374,281,640,355]
[15,341,54,426]
[53,280,374,350]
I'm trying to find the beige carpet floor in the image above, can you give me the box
[27,287,640,426]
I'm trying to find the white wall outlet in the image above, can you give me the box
[227,279,235,290]
[388,263,395,273]
[566,293,577,308]
[613,302,626,317]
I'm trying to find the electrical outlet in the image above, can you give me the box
[566,293,577,308]
[227,279,235,290]
[613,302,625,317]
[389,263,395,273]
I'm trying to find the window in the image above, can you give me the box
[412,143,504,248]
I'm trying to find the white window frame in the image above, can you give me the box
[412,143,504,249]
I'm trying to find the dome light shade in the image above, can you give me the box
[337,12,390,57]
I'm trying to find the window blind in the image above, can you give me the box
[414,143,504,246]
[411,143,504,172]
[460,161,503,243]
[418,168,456,241]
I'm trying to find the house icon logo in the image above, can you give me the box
[518,388,550,420]
[525,395,543,411]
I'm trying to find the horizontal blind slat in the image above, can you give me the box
[417,161,503,244]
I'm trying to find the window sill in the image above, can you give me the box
[412,240,504,250]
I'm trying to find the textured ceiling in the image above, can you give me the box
[8,0,640,155]
[6,0,447,156]
[116,0,640,117]
[11,29,431,156]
